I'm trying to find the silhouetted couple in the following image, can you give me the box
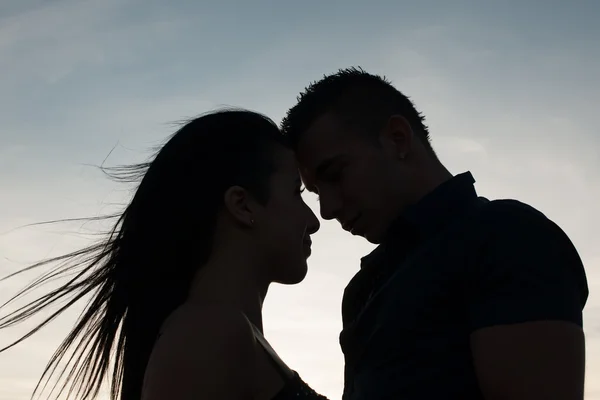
[0,68,588,400]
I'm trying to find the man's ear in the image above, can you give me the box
[223,185,256,228]
[379,115,414,160]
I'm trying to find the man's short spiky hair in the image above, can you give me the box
[281,67,432,152]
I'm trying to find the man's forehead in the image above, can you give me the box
[300,114,345,146]
[296,114,344,165]
[306,112,343,133]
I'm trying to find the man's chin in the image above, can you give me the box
[360,229,384,245]
[343,221,384,244]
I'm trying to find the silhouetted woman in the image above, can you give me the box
[0,110,328,400]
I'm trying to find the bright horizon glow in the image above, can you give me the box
[1,1,599,399]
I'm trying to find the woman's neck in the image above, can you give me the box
[187,251,269,331]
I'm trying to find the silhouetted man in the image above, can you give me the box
[282,67,588,400]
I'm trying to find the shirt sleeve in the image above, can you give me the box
[468,201,588,332]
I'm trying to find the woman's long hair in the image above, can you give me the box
[0,109,289,400]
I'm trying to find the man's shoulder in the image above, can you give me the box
[473,197,544,218]
[470,197,583,267]
[471,198,588,304]
[469,197,553,234]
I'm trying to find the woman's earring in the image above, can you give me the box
[250,219,255,226]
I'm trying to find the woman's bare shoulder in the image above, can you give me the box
[159,303,256,344]
[142,304,257,400]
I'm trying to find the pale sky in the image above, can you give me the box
[0,0,599,399]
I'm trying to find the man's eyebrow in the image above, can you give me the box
[315,155,346,178]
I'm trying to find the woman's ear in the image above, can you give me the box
[223,185,256,228]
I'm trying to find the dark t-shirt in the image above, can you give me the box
[340,172,588,400]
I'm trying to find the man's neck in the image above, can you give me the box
[412,162,453,204]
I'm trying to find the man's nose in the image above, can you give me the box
[318,192,341,221]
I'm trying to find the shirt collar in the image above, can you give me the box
[360,171,478,268]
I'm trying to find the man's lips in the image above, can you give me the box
[342,215,360,232]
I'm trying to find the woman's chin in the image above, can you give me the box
[274,262,308,285]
